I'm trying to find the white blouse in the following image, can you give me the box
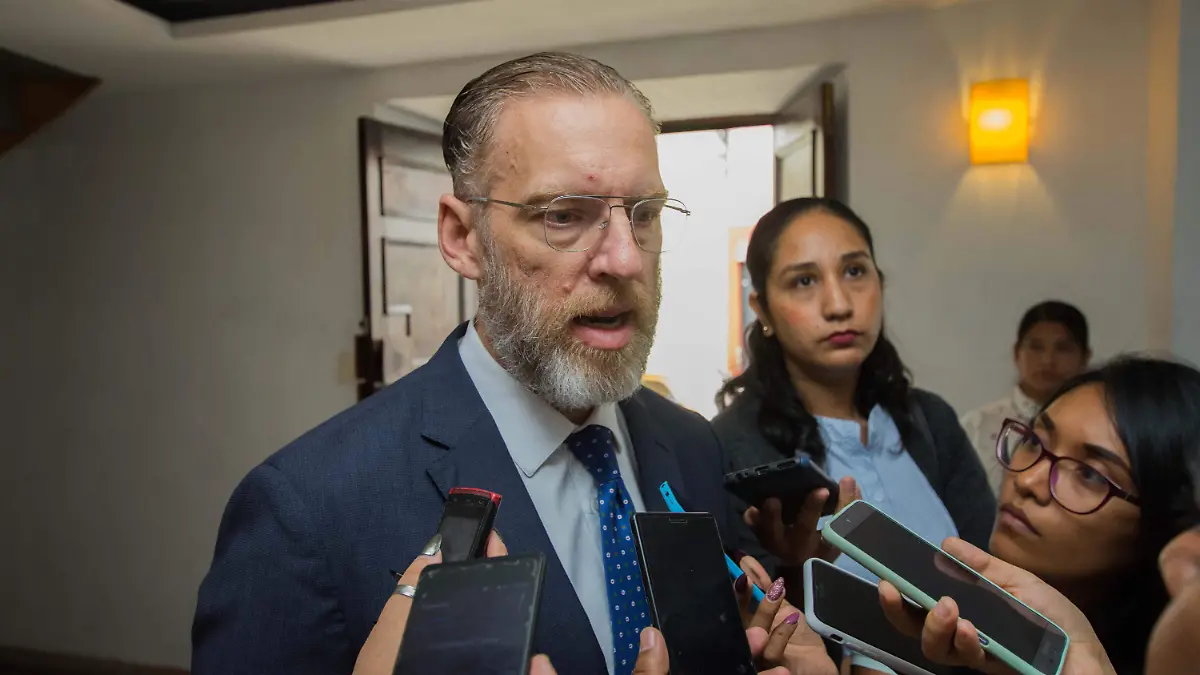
[959,387,1040,495]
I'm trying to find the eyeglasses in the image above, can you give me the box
[466,195,690,253]
[995,418,1141,515]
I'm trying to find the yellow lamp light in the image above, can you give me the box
[969,79,1030,165]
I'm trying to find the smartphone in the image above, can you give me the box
[822,501,1070,675]
[436,487,501,562]
[724,454,840,523]
[658,481,766,603]
[632,512,756,675]
[804,558,952,675]
[393,553,546,675]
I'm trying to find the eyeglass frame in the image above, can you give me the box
[464,194,691,253]
[995,417,1141,515]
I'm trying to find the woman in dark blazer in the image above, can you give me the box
[711,200,994,654]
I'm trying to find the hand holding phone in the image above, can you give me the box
[822,501,1070,675]
[436,487,501,563]
[632,512,757,675]
[393,553,546,675]
[804,558,952,675]
[724,455,840,523]
[740,472,861,568]
[876,538,1110,675]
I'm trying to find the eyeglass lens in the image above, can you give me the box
[998,425,1114,514]
[542,197,688,253]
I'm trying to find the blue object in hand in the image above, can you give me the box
[658,481,766,603]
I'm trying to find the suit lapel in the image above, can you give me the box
[418,324,607,674]
[621,392,689,512]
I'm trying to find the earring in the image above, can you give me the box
[762,324,773,337]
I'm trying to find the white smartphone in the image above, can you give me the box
[804,558,952,675]
[822,501,1069,675]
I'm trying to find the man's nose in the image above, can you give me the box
[589,206,646,280]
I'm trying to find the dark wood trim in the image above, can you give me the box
[0,646,187,675]
[0,76,99,157]
[659,114,779,135]
[356,116,383,401]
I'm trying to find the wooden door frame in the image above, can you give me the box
[356,116,459,400]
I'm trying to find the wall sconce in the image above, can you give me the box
[969,78,1030,165]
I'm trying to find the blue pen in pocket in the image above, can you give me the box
[658,481,766,603]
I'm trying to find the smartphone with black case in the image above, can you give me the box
[436,487,502,562]
[632,512,756,675]
[822,501,1070,675]
[724,454,840,522]
[804,558,952,675]
[393,553,546,675]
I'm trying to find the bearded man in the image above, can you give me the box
[192,52,774,675]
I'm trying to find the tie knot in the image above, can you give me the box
[567,424,621,485]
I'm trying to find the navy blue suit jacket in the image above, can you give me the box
[193,323,768,675]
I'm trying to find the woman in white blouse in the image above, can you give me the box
[960,300,1091,494]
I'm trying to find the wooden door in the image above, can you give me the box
[356,118,474,400]
[773,80,843,202]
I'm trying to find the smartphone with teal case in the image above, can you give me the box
[820,501,1070,675]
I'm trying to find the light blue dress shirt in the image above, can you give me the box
[814,405,958,674]
[458,322,645,675]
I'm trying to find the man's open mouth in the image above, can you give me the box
[573,312,631,329]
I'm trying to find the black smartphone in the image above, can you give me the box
[824,501,1070,675]
[393,553,546,675]
[436,487,502,562]
[803,559,952,675]
[632,512,756,675]
[724,454,840,523]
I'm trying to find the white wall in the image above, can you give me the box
[1173,0,1200,362]
[650,127,774,418]
[0,80,369,665]
[0,0,1168,667]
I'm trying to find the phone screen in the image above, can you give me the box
[633,513,756,675]
[829,502,1067,674]
[808,560,952,675]
[394,554,544,675]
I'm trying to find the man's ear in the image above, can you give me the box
[438,194,483,281]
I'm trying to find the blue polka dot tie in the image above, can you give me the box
[567,425,650,675]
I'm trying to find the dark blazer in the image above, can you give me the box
[192,323,767,675]
[711,388,996,551]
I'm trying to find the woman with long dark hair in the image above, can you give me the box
[712,199,994,631]
[960,300,1092,495]
[879,356,1200,674]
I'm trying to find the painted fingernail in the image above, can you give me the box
[732,549,747,564]
[784,612,801,625]
[735,574,749,592]
[767,577,786,602]
[389,569,403,582]
[422,533,442,556]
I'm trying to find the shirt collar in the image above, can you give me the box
[815,405,903,455]
[458,321,621,478]
[1012,386,1041,420]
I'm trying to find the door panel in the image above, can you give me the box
[357,117,473,399]
[773,80,841,202]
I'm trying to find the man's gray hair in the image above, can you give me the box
[441,52,658,198]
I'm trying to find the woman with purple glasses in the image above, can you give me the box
[977,356,1200,673]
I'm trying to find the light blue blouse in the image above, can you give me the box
[815,404,959,581]
[813,406,959,674]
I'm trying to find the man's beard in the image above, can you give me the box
[475,232,660,413]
